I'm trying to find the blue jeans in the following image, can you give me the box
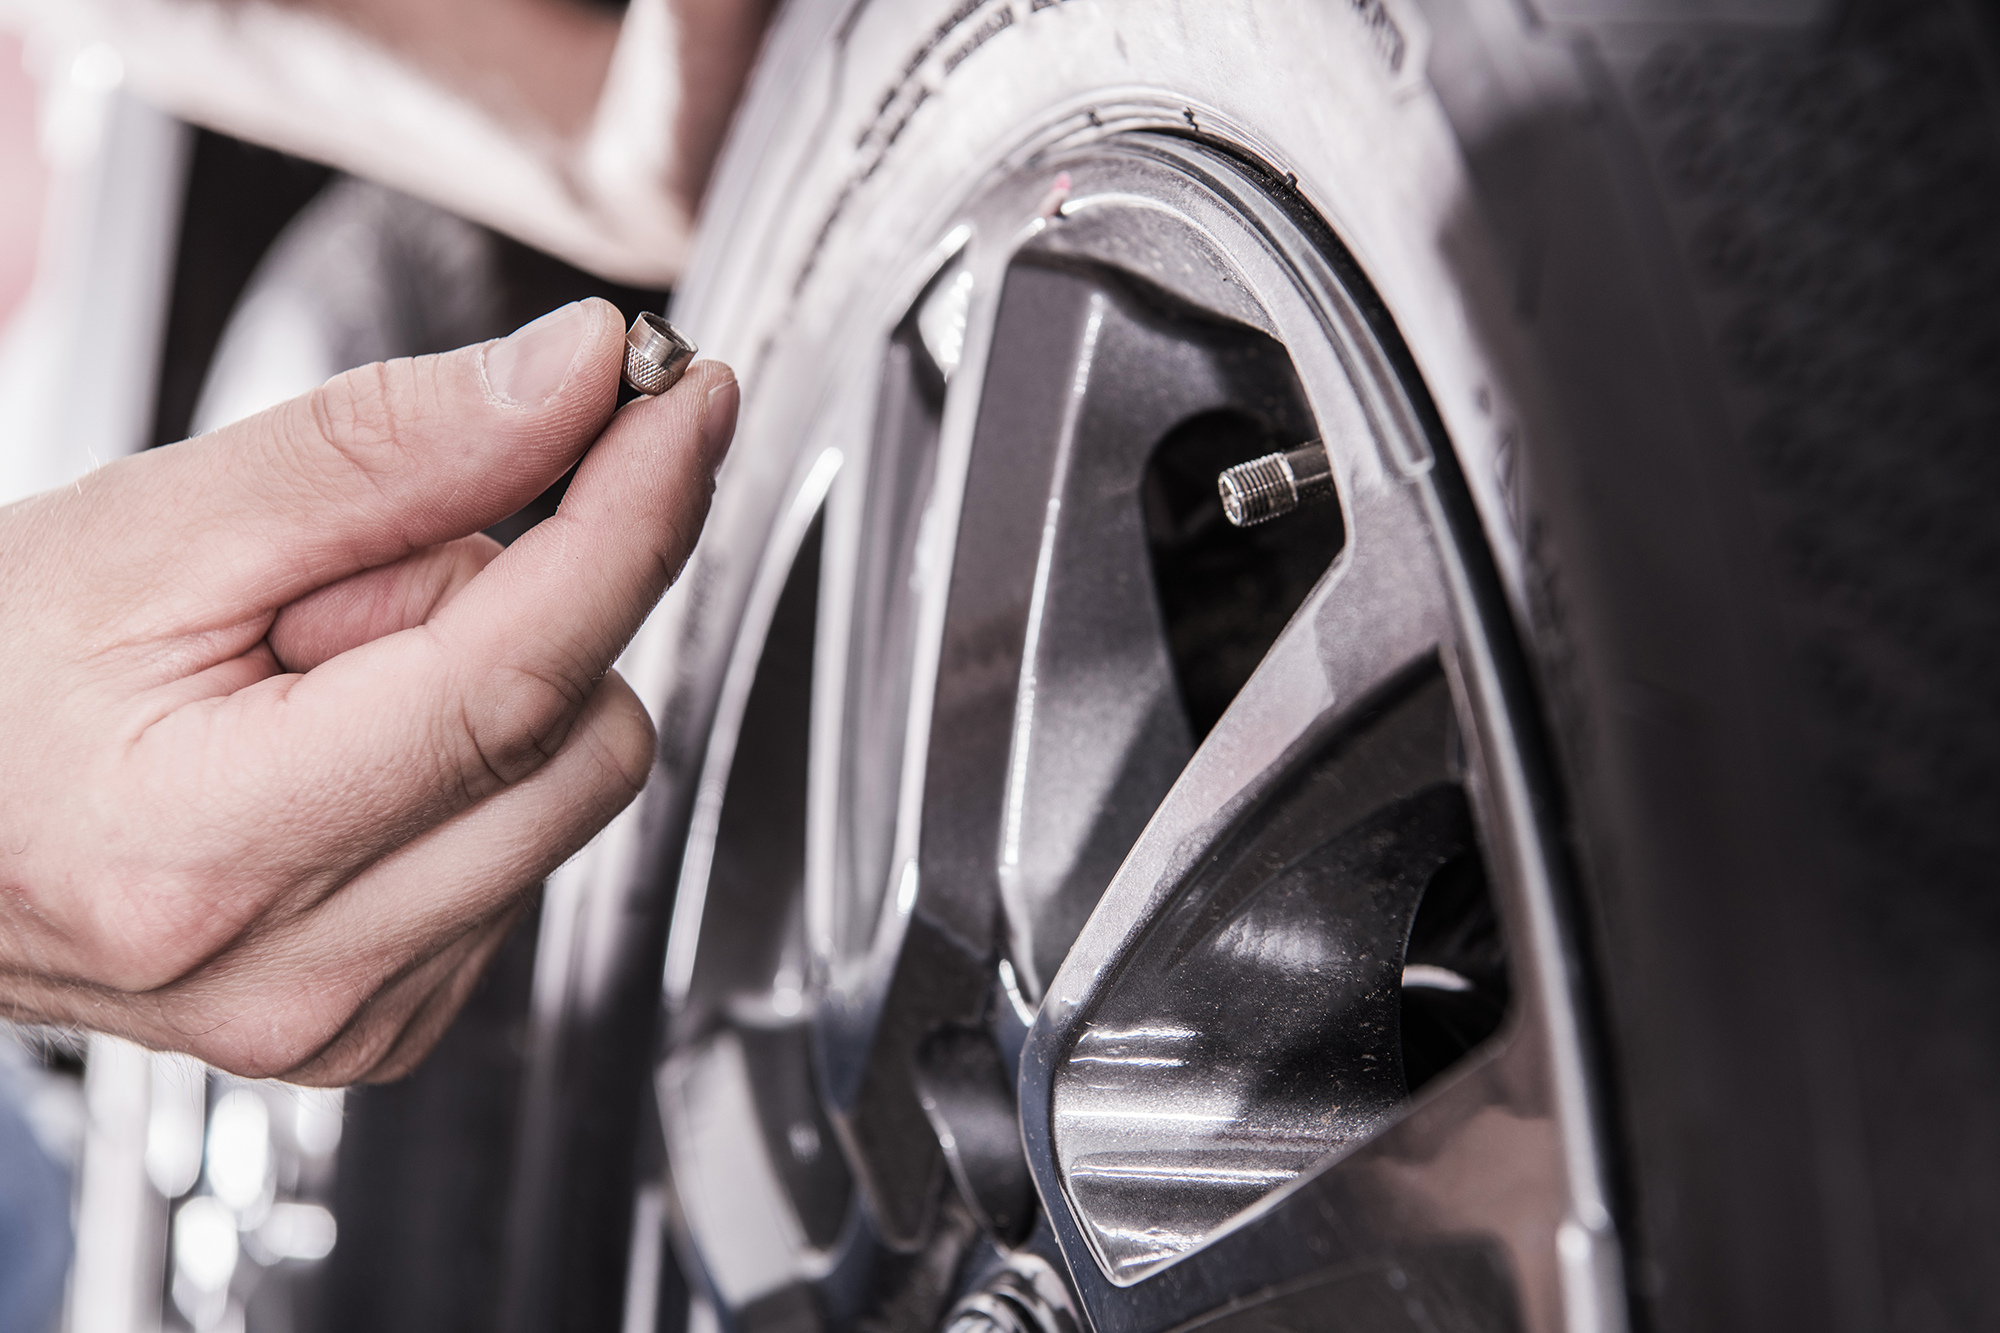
[0,1078,71,1333]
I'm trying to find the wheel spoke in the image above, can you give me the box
[1017,514,1576,1327]
[1030,1038,1573,1333]
[1020,470,1458,1264]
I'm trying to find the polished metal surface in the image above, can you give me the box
[622,311,697,396]
[1216,443,1335,527]
[1049,671,1477,1280]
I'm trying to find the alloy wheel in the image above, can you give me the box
[656,132,1621,1333]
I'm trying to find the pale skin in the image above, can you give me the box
[0,297,736,1086]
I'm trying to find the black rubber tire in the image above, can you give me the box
[1413,1,2000,1327]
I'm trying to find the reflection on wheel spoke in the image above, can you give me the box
[1049,666,1495,1280]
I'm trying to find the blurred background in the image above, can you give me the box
[0,2,761,1328]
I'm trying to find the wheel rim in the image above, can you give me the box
[658,132,1622,1333]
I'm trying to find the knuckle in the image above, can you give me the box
[196,1004,349,1081]
[353,1026,440,1086]
[460,659,591,787]
[293,996,436,1087]
[268,995,373,1081]
[291,1035,386,1088]
[298,359,423,496]
[92,872,253,993]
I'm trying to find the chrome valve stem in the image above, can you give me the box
[1217,442,1335,526]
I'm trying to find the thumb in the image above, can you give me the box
[92,298,629,621]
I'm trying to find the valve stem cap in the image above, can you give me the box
[623,312,698,395]
[1218,443,1335,526]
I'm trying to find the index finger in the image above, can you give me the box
[426,359,740,785]
[173,359,739,877]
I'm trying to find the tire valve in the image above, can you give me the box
[623,312,698,395]
[1217,443,1335,526]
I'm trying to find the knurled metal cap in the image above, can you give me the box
[623,312,698,395]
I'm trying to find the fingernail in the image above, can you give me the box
[485,302,591,407]
[701,377,739,470]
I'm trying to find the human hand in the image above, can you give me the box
[0,297,735,1085]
